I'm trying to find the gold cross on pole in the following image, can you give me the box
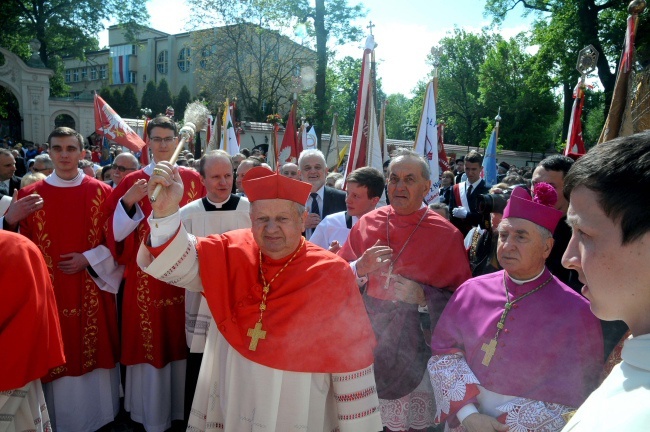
[481,338,497,366]
[247,322,267,351]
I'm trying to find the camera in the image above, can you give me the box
[477,184,527,215]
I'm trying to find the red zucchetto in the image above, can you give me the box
[242,166,312,204]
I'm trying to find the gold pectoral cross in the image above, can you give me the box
[247,322,267,351]
[481,338,497,366]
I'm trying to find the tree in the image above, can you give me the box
[0,0,148,96]
[484,0,650,138]
[121,85,140,118]
[140,81,158,116]
[478,36,559,152]
[326,56,362,135]
[174,85,192,121]
[431,29,497,148]
[384,93,413,140]
[99,87,114,107]
[111,88,125,116]
[156,79,173,117]
[186,0,366,148]
[192,23,313,122]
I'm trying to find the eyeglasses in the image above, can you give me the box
[149,136,176,144]
[32,167,48,172]
[111,164,137,173]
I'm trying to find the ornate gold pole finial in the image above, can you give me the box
[628,0,646,15]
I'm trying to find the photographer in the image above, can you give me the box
[466,183,520,276]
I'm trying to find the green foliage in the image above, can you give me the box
[99,87,114,107]
[111,88,125,116]
[384,93,413,141]
[121,85,140,118]
[433,28,496,148]
[0,0,148,95]
[186,0,366,147]
[140,81,158,116]
[156,79,173,117]
[582,89,605,148]
[478,36,559,153]
[174,86,192,121]
[326,56,362,135]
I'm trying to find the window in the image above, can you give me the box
[200,46,214,69]
[178,47,190,72]
[132,45,137,55]
[157,50,168,75]
[81,68,87,80]
[99,65,107,79]
[90,67,97,80]
[65,70,71,83]
[129,71,137,83]
[73,69,79,82]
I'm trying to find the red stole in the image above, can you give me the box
[191,230,375,372]
[0,231,65,391]
[103,168,205,367]
[339,206,471,300]
[18,177,118,383]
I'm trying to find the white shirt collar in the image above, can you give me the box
[466,178,482,190]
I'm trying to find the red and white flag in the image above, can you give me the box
[344,35,382,182]
[413,81,440,203]
[277,100,301,167]
[565,79,586,158]
[94,94,145,152]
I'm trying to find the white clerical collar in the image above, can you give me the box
[509,268,546,285]
[205,195,231,208]
[46,169,85,187]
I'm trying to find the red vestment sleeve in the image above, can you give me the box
[0,231,65,391]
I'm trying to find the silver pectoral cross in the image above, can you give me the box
[382,263,394,290]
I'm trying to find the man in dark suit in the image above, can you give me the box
[298,149,346,239]
[0,148,21,197]
[448,150,489,236]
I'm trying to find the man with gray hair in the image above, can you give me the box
[339,149,471,431]
[429,184,603,432]
[32,154,54,176]
[298,149,346,239]
[135,164,383,431]
[110,152,139,187]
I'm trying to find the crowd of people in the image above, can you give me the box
[1,121,649,432]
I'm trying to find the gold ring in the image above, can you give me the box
[153,168,164,175]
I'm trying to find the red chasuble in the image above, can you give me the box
[18,177,118,383]
[339,206,471,299]
[150,229,376,372]
[0,231,65,391]
[103,167,204,367]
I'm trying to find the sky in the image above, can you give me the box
[99,0,535,97]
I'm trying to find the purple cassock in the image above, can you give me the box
[431,268,603,411]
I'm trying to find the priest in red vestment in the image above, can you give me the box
[428,184,603,432]
[338,149,472,431]
[12,127,123,432]
[135,164,383,431]
[0,230,65,432]
[102,115,205,432]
